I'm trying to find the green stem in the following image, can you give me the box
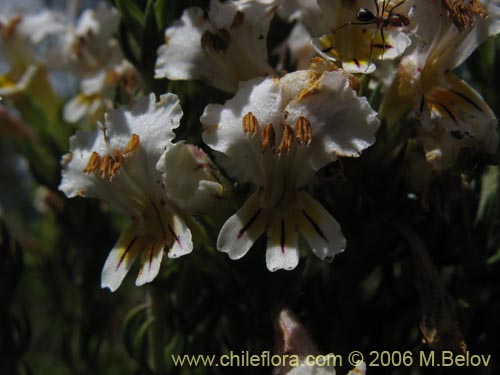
[149,286,167,373]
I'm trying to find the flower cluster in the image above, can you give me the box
[2,1,500,373]
[1,0,498,292]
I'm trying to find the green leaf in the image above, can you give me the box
[476,165,499,224]
[116,0,145,25]
[486,247,500,265]
[153,0,170,32]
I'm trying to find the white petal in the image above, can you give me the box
[81,71,107,95]
[284,70,380,185]
[378,31,412,60]
[159,143,231,214]
[202,76,283,185]
[101,224,141,292]
[105,93,180,157]
[286,366,336,375]
[63,94,102,123]
[0,64,38,96]
[59,93,182,215]
[341,60,376,75]
[217,192,268,259]
[296,191,345,262]
[136,240,165,286]
[155,0,274,92]
[155,8,224,84]
[277,0,327,35]
[167,213,194,258]
[265,214,300,271]
[347,362,366,375]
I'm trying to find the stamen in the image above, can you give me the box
[261,123,276,153]
[1,16,22,39]
[470,0,488,18]
[230,11,245,28]
[100,155,114,178]
[200,29,231,52]
[295,116,312,146]
[110,151,125,177]
[73,36,86,59]
[443,0,488,31]
[124,134,140,154]
[277,124,294,156]
[201,30,215,49]
[83,151,101,174]
[84,134,139,179]
[242,112,259,136]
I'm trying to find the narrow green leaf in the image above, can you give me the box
[153,0,169,32]
[116,0,145,25]
[476,165,499,224]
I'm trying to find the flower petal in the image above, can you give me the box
[265,214,299,271]
[202,76,283,185]
[155,0,275,92]
[136,240,165,286]
[217,192,268,259]
[159,142,231,215]
[283,70,380,185]
[296,191,345,261]
[167,213,194,258]
[101,223,142,291]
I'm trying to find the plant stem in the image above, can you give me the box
[149,285,167,373]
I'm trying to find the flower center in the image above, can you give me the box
[242,112,312,156]
[242,112,312,211]
[83,133,140,180]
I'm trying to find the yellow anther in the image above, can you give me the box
[200,29,231,52]
[100,155,114,178]
[295,116,312,146]
[230,11,245,28]
[124,133,140,154]
[443,0,487,31]
[201,30,215,49]
[470,0,488,18]
[110,151,125,177]
[105,69,118,86]
[83,151,101,174]
[277,124,294,156]
[261,123,276,153]
[1,16,22,39]
[242,112,259,136]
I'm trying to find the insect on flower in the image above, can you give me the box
[338,0,410,64]
[313,0,412,73]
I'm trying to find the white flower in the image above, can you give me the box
[63,59,142,124]
[59,94,227,291]
[401,0,499,169]
[312,0,412,73]
[155,0,277,93]
[0,11,66,95]
[159,143,233,216]
[275,309,367,375]
[274,22,317,71]
[55,2,122,75]
[0,10,66,68]
[202,63,379,271]
[277,0,327,35]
